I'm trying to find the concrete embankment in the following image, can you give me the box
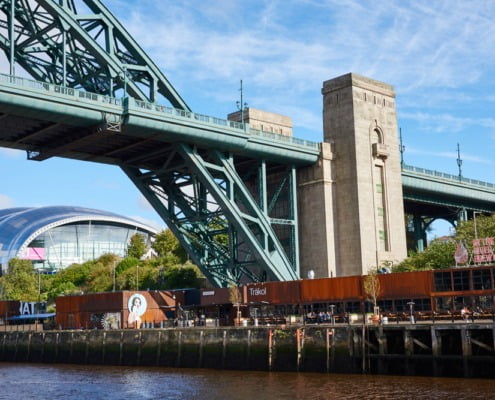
[1,324,495,377]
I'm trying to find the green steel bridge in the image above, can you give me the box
[0,0,494,286]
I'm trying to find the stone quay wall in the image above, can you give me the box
[1,324,495,378]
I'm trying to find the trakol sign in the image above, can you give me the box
[249,287,267,296]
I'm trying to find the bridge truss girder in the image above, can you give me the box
[0,0,189,108]
[122,143,299,287]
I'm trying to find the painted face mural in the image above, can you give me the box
[127,293,147,327]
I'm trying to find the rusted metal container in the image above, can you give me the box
[377,270,433,299]
[245,280,301,305]
[200,287,230,306]
[300,276,363,302]
[56,290,178,329]
[0,300,20,320]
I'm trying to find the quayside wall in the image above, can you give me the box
[1,324,495,378]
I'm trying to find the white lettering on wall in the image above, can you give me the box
[19,302,35,315]
[249,287,267,296]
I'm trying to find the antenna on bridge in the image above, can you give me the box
[457,143,463,181]
[399,127,405,168]
[236,80,248,131]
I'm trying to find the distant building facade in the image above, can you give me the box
[0,206,157,273]
[228,107,293,137]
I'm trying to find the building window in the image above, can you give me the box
[434,271,452,292]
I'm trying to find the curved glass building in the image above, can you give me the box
[0,206,158,273]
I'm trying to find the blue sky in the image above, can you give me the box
[1,0,495,237]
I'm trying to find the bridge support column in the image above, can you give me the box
[319,73,407,276]
[298,142,336,279]
[413,215,425,252]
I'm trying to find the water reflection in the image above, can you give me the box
[1,362,494,400]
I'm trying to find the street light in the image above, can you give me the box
[329,304,336,325]
[407,301,415,324]
[236,79,248,131]
[112,260,116,292]
[37,270,41,303]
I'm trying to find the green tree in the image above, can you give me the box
[393,240,457,272]
[115,257,140,274]
[456,214,495,248]
[153,229,188,262]
[46,280,80,300]
[163,264,201,289]
[127,233,147,259]
[0,258,38,301]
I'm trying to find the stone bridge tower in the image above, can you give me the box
[298,73,407,278]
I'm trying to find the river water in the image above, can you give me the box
[1,362,494,400]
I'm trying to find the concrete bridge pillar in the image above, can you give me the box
[298,74,407,277]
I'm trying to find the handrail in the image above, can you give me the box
[0,73,320,150]
[0,73,122,106]
[133,99,320,149]
[402,164,495,190]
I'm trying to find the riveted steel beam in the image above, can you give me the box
[0,0,189,109]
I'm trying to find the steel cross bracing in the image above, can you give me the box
[0,0,304,286]
[0,0,189,108]
[123,144,299,287]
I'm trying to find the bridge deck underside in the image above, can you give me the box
[0,101,300,286]
[402,174,495,219]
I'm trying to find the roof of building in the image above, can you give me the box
[0,205,158,267]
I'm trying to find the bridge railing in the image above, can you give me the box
[133,98,320,149]
[249,128,319,149]
[133,99,245,130]
[0,73,122,106]
[0,73,319,150]
[403,164,495,189]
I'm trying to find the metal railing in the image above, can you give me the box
[403,164,495,190]
[133,99,319,149]
[0,73,320,150]
[0,73,122,106]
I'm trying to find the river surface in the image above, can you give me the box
[1,362,495,400]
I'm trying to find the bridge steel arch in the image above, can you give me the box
[3,2,495,286]
[0,0,189,108]
[0,0,318,287]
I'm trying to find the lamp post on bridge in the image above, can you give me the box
[236,79,248,131]
[457,143,463,181]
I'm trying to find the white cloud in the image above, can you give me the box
[0,148,23,159]
[0,194,14,209]
[405,145,493,165]
[112,0,495,136]
[137,195,153,211]
[400,112,495,134]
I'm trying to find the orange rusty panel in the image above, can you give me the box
[0,300,19,316]
[55,296,75,313]
[300,276,363,302]
[245,281,301,305]
[81,292,124,312]
[200,288,230,306]
[377,270,433,299]
[141,309,167,324]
